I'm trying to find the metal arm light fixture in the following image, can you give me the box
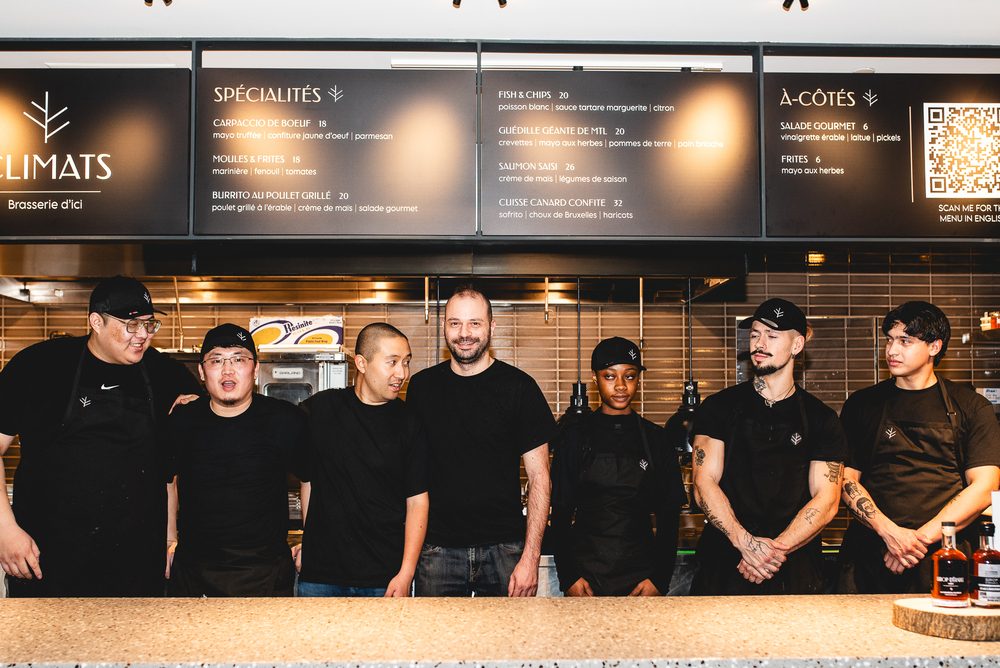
[782,0,809,10]
[453,0,508,7]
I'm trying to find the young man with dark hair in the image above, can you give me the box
[0,276,200,597]
[165,324,308,597]
[691,298,849,595]
[297,323,428,597]
[837,301,1000,593]
[407,285,556,597]
[550,337,685,597]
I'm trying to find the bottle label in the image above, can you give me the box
[973,564,1000,603]
[936,574,967,597]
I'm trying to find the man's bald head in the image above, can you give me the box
[356,322,408,361]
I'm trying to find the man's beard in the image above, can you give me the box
[447,333,491,365]
[751,351,790,377]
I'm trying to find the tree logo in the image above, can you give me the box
[24,91,70,143]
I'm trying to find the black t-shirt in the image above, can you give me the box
[406,359,557,547]
[165,394,308,560]
[0,336,200,445]
[840,377,1000,528]
[550,410,687,593]
[692,381,849,529]
[298,388,427,587]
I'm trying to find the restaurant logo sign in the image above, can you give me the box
[0,67,191,237]
[2,88,112,182]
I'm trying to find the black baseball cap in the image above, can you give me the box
[739,298,808,336]
[89,275,165,319]
[200,323,257,360]
[591,336,646,372]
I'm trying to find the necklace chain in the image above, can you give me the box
[753,376,794,408]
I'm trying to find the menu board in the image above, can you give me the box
[481,71,760,237]
[764,74,1000,237]
[195,69,476,236]
[0,69,190,237]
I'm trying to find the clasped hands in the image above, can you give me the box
[737,533,789,584]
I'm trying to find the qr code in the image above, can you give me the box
[924,103,1000,198]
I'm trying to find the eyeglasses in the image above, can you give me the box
[104,314,161,334]
[203,355,254,369]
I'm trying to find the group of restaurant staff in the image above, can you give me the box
[0,276,998,598]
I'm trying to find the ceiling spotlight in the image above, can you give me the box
[499,0,507,6]
[783,0,808,9]
[144,0,172,5]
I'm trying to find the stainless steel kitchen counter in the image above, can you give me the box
[1,594,997,667]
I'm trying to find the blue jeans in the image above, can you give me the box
[414,540,524,597]
[297,581,388,597]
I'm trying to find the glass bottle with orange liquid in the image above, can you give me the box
[972,522,1000,608]
[932,521,968,608]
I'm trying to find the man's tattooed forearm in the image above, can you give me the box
[844,480,861,500]
[852,497,879,528]
[803,507,820,525]
[700,499,730,538]
[694,445,706,467]
[825,461,842,484]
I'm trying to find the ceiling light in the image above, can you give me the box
[782,0,808,10]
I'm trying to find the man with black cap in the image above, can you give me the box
[690,298,849,595]
[550,337,686,596]
[0,275,200,597]
[165,324,308,597]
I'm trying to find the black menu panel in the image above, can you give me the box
[765,74,1000,237]
[481,71,760,237]
[0,69,190,237]
[195,69,476,236]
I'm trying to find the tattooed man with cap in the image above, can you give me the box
[690,298,849,595]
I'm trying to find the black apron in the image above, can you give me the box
[838,380,968,594]
[167,544,295,597]
[692,387,825,595]
[9,347,165,598]
[569,413,657,596]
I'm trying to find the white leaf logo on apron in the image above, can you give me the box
[79,397,91,408]
[790,433,802,445]
[886,427,897,439]
[639,459,648,470]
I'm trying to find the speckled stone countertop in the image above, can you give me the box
[0,594,997,668]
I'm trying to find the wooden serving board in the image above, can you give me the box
[893,598,1000,641]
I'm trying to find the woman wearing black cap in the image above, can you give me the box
[549,337,686,596]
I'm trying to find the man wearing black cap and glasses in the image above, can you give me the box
[165,324,308,597]
[690,298,849,595]
[0,276,200,597]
